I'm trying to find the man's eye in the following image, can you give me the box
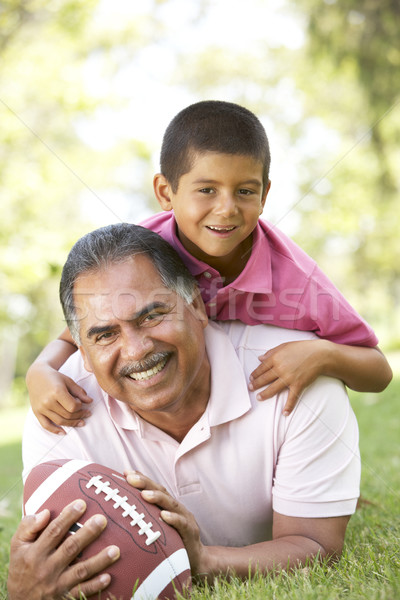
[142,312,164,325]
[96,331,115,343]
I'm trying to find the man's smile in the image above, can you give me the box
[120,353,170,382]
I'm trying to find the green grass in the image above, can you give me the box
[1,382,399,600]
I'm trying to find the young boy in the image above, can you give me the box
[27,100,392,434]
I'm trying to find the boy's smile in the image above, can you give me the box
[154,152,270,282]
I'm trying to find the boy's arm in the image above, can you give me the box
[249,340,393,414]
[26,327,92,434]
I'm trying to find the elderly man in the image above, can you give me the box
[9,223,360,599]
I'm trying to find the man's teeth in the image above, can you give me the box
[128,357,168,381]
[207,225,235,231]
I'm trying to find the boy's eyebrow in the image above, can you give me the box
[85,302,169,339]
[192,177,262,187]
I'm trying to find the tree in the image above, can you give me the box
[0,0,160,402]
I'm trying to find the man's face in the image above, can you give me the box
[75,255,209,428]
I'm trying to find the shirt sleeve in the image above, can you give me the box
[299,264,379,346]
[22,409,86,482]
[272,376,360,518]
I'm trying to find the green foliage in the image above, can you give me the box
[0,0,159,400]
[287,0,400,342]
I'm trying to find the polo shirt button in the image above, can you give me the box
[204,272,212,279]
[208,302,216,307]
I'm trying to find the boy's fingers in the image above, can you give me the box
[282,389,302,415]
[56,393,90,416]
[256,379,287,401]
[36,414,66,435]
[250,362,273,380]
[66,381,93,405]
[249,370,278,390]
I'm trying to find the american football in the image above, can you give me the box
[23,459,191,600]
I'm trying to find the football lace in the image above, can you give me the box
[86,475,161,545]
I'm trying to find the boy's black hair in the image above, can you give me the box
[160,100,271,193]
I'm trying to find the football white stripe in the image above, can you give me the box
[133,548,190,600]
[24,459,92,515]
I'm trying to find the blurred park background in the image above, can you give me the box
[1,0,399,409]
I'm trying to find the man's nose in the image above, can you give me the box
[214,192,238,218]
[120,328,154,361]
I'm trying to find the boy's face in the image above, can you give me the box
[154,152,269,275]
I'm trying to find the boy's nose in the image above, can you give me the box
[214,193,238,218]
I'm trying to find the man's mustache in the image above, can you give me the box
[119,352,170,377]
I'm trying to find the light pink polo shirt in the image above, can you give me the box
[22,322,360,548]
[139,212,378,346]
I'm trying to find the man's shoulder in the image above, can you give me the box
[60,351,95,383]
[215,321,318,353]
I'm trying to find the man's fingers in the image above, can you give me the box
[62,545,120,598]
[34,500,88,554]
[125,471,168,494]
[11,510,51,545]
[68,572,112,599]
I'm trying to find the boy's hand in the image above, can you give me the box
[249,340,327,415]
[27,365,93,435]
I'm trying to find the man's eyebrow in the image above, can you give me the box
[86,324,114,340]
[86,302,170,339]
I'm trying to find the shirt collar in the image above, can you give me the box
[164,214,273,292]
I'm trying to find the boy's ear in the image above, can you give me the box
[153,173,173,211]
[260,179,271,214]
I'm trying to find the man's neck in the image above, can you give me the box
[128,360,211,444]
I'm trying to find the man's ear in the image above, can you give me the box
[189,291,208,329]
[260,179,271,214]
[153,173,173,211]
[79,346,94,374]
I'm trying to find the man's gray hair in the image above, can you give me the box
[60,223,199,344]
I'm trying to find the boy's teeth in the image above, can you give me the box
[208,226,235,231]
[128,357,168,381]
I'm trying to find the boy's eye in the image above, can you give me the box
[198,187,214,194]
[238,188,255,196]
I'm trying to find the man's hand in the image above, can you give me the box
[249,340,327,414]
[125,470,210,580]
[7,499,120,600]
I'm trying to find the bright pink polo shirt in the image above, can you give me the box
[139,212,378,346]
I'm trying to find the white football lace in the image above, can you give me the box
[86,475,161,545]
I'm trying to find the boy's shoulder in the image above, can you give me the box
[138,211,174,236]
